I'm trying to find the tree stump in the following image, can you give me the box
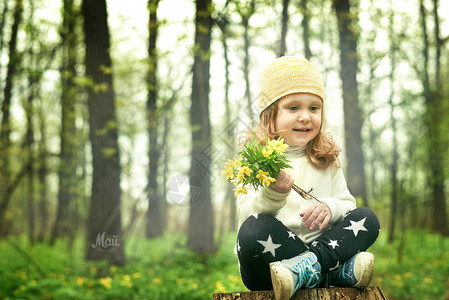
[213,286,387,300]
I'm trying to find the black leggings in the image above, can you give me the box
[237,207,380,291]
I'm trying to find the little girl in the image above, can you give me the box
[236,56,380,300]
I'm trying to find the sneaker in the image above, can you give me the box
[324,252,374,287]
[269,252,321,300]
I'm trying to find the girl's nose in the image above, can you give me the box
[297,109,311,122]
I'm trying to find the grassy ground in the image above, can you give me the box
[0,230,447,299]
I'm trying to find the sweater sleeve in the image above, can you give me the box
[237,186,290,221]
[318,166,357,225]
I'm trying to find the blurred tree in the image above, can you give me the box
[236,0,255,119]
[146,0,164,239]
[83,0,125,265]
[387,6,399,242]
[298,0,312,60]
[0,1,9,77]
[419,0,448,235]
[278,0,289,57]
[188,0,215,253]
[51,0,80,245]
[36,101,49,242]
[332,0,368,207]
[215,1,237,238]
[0,0,23,230]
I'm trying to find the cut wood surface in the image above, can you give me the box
[213,286,387,300]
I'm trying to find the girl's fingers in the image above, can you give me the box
[301,203,332,230]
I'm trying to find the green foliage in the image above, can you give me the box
[0,230,447,299]
[0,233,246,300]
[370,230,449,300]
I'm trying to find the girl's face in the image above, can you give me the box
[275,93,322,146]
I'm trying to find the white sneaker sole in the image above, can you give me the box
[270,262,294,300]
[353,252,374,287]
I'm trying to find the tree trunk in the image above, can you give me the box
[83,0,125,265]
[299,0,312,60]
[51,0,79,244]
[146,0,164,239]
[187,0,215,253]
[37,106,49,242]
[420,0,447,234]
[214,287,387,300]
[387,8,399,242]
[240,0,255,120]
[332,0,368,207]
[278,0,289,57]
[0,0,23,225]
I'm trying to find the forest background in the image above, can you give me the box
[0,0,448,299]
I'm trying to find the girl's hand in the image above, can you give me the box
[270,170,294,194]
[300,202,332,230]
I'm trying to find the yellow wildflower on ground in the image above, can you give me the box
[99,277,112,289]
[153,277,162,285]
[77,276,87,287]
[132,272,141,279]
[227,274,241,283]
[121,275,132,288]
[215,280,227,293]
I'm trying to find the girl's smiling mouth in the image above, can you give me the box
[293,128,311,132]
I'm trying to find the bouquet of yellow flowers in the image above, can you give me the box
[222,136,320,202]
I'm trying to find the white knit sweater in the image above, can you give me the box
[236,146,357,244]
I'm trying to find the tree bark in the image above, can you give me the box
[387,8,399,242]
[213,287,387,300]
[278,0,289,57]
[299,0,312,60]
[146,0,164,239]
[239,0,255,120]
[83,0,125,265]
[37,106,49,242]
[187,0,215,253]
[52,0,79,244]
[332,0,368,207]
[0,0,23,225]
[419,0,447,234]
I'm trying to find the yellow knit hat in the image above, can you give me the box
[257,56,325,114]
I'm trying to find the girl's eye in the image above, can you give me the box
[289,106,298,111]
[310,106,319,112]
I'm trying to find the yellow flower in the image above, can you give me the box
[77,277,87,286]
[268,138,289,154]
[232,157,242,168]
[132,272,141,279]
[237,166,252,181]
[234,186,247,196]
[256,170,269,183]
[262,146,274,158]
[262,175,276,187]
[222,160,235,180]
[153,277,162,285]
[99,277,112,289]
[121,275,133,288]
